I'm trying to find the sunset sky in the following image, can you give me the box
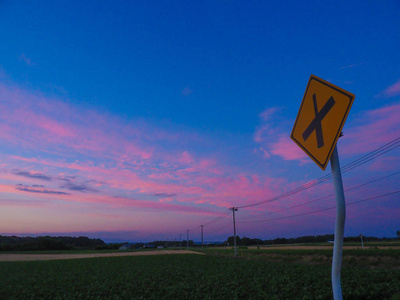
[0,1,399,243]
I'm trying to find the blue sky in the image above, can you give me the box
[0,1,399,242]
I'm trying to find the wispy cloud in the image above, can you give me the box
[0,83,153,160]
[60,181,99,193]
[0,198,47,208]
[254,107,281,145]
[376,78,400,98]
[14,171,52,181]
[340,62,365,69]
[254,106,306,162]
[19,53,36,66]
[1,81,399,237]
[259,107,282,121]
[15,184,70,195]
[269,135,307,161]
[253,101,400,173]
[153,193,177,198]
[0,83,283,211]
[340,102,400,158]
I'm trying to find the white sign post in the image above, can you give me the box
[330,145,346,300]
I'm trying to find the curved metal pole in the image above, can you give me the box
[330,145,346,300]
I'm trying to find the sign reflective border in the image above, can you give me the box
[291,75,355,170]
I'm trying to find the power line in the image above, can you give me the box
[344,170,400,192]
[188,225,200,232]
[237,136,400,209]
[205,220,233,235]
[205,218,232,233]
[237,190,400,224]
[238,170,400,222]
[203,208,231,227]
[340,137,400,173]
[202,218,232,234]
[178,137,400,241]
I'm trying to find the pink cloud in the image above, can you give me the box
[367,156,400,172]
[0,84,156,160]
[270,135,307,161]
[254,119,283,143]
[378,78,400,98]
[148,172,176,180]
[3,81,397,238]
[254,124,269,143]
[341,102,400,157]
[254,106,301,162]
[259,107,282,121]
[0,198,46,208]
[0,83,203,167]
[0,179,221,217]
[0,183,71,202]
[179,151,194,164]
[257,147,270,159]
[8,155,214,205]
[24,112,76,138]
[254,99,400,171]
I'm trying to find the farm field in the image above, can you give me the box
[252,241,400,250]
[1,246,400,299]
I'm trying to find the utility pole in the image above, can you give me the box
[186,230,189,250]
[360,234,364,250]
[230,207,238,257]
[201,225,204,249]
[179,234,182,248]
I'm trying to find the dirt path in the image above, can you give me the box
[0,250,204,262]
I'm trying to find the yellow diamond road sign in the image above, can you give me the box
[291,75,355,170]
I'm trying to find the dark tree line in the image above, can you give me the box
[0,235,105,251]
[226,234,334,246]
[225,234,398,246]
[149,240,195,247]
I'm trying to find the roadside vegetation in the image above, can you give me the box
[199,245,400,270]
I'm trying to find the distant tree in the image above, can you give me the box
[397,230,400,239]
[226,236,241,246]
[181,240,195,246]
[273,238,287,245]
[241,236,251,246]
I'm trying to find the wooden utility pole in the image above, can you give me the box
[230,207,238,256]
[201,225,204,249]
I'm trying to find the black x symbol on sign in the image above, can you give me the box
[302,94,336,148]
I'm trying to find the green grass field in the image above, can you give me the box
[0,248,399,299]
[201,247,400,265]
